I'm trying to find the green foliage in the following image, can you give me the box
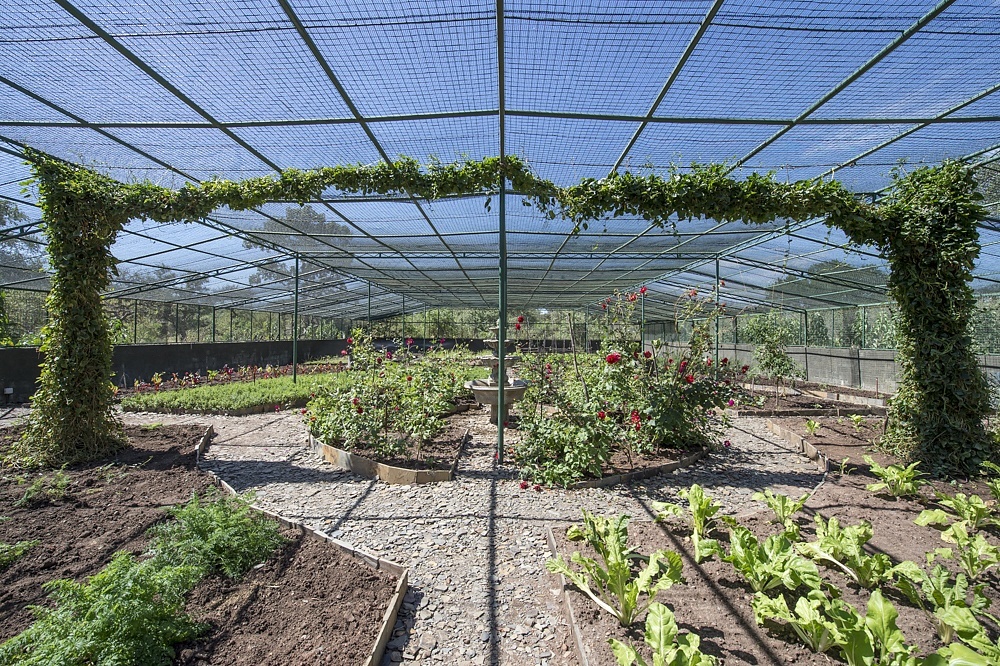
[915,491,999,532]
[890,561,990,644]
[929,607,1000,665]
[797,516,894,589]
[654,484,733,563]
[0,538,39,571]
[609,602,717,666]
[752,589,860,654]
[804,419,821,436]
[864,455,927,498]
[865,163,995,476]
[849,414,867,432]
[981,461,1000,502]
[546,511,684,627]
[752,489,809,539]
[0,493,284,665]
[307,329,476,458]
[147,493,286,579]
[121,372,340,413]
[722,525,822,594]
[14,468,71,507]
[929,521,1000,581]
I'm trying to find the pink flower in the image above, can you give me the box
[274,405,281,412]
[685,374,695,384]
[406,337,414,346]
[439,338,446,344]
[688,289,697,297]
[340,350,348,356]
[643,350,652,359]
[724,440,732,448]
[606,352,621,364]
[385,350,393,360]
[728,399,735,407]
[519,480,529,490]
[706,359,713,367]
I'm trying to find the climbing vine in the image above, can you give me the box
[12,150,995,475]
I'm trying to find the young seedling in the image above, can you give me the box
[653,484,733,563]
[837,457,855,476]
[609,602,717,666]
[804,419,821,437]
[546,511,684,627]
[863,456,926,498]
[848,414,866,433]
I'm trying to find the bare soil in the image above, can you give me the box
[350,415,470,471]
[552,472,1000,666]
[0,423,397,666]
[736,389,874,414]
[750,377,886,399]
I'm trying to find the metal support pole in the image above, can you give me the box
[714,257,721,370]
[269,311,273,341]
[861,306,867,349]
[249,310,254,341]
[133,299,138,344]
[401,294,406,340]
[367,282,372,329]
[229,309,234,341]
[640,290,645,353]
[174,303,179,344]
[196,305,201,343]
[212,307,216,342]
[293,254,299,383]
[496,0,507,463]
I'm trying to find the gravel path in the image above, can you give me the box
[115,407,824,666]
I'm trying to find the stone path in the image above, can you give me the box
[112,407,823,666]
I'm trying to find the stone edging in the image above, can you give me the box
[731,406,884,417]
[195,425,214,462]
[124,399,309,416]
[201,469,409,666]
[308,428,471,484]
[565,448,708,490]
[545,525,592,666]
[800,389,887,408]
[765,419,830,473]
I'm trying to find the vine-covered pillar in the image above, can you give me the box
[16,158,127,465]
[875,163,994,474]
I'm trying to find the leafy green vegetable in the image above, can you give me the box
[0,539,39,571]
[796,516,893,589]
[722,525,821,594]
[752,589,859,654]
[653,484,733,563]
[609,602,717,666]
[929,521,1000,581]
[547,511,684,627]
[890,562,990,644]
[752,489,809,538]
[864,456,926,498]
[916,492,999,532]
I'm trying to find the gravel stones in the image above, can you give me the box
[117,407,822,665]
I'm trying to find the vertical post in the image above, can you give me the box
[401,294,406,340]
[714,257,720,370]
[212,306,216,342]
[367,281,372,329]
[640,289,645,353]
[133,299,138,344]
[249,310,254,341]
[803,310,810,380]
[861,306,867,349]
[584,310,589,352]
[269,311,273,341]
[229,308,234,342]
[174,303,179,343]
[293,254,299,384]
[496,0,507,463]
[196,305,201,343]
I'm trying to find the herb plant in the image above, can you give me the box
[609,602,717,666]
[546,511,684,627]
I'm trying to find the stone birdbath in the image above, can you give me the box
[465,325,528,425]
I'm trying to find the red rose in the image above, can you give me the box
[685,374,695,384]
[639,286,647,294]
[515,323,521,331]
[643,351,652,359]
[406,337,414,346]
[356,406,364,414]
[597,410,606,420]
[406,375,413,382]
[721,357,729,365]
[517,315,525,323]
[679,360,688,371]
[347,337,353,344]
[533,484,542,492]
[606,352,621,364]
[386,350,393,360]
[741,364,750,373]
[630,410,640,423]
[601,303,607,310]
[519,480,529,490]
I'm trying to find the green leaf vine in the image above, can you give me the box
[12,150,995,474]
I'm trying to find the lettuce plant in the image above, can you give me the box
[890,562,990,644]
[546,511,684,627]
[982,461,1000,502]
[916,491,999,532]
[752,489,809,538]
[929,606,1000,665]
[609,602,717,666]
[864,456,926,498]
[722,525,821,594]
[653,484,733,563]
[752,589,860,654]
[797,516,894,589]
[929,521,1000,581]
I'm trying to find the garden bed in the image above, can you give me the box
[308,408,473,484]
[549,470,1000,666]
[0,422,401,665]
[735,388,885,417]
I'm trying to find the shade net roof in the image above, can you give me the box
[2,0,1000,321]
